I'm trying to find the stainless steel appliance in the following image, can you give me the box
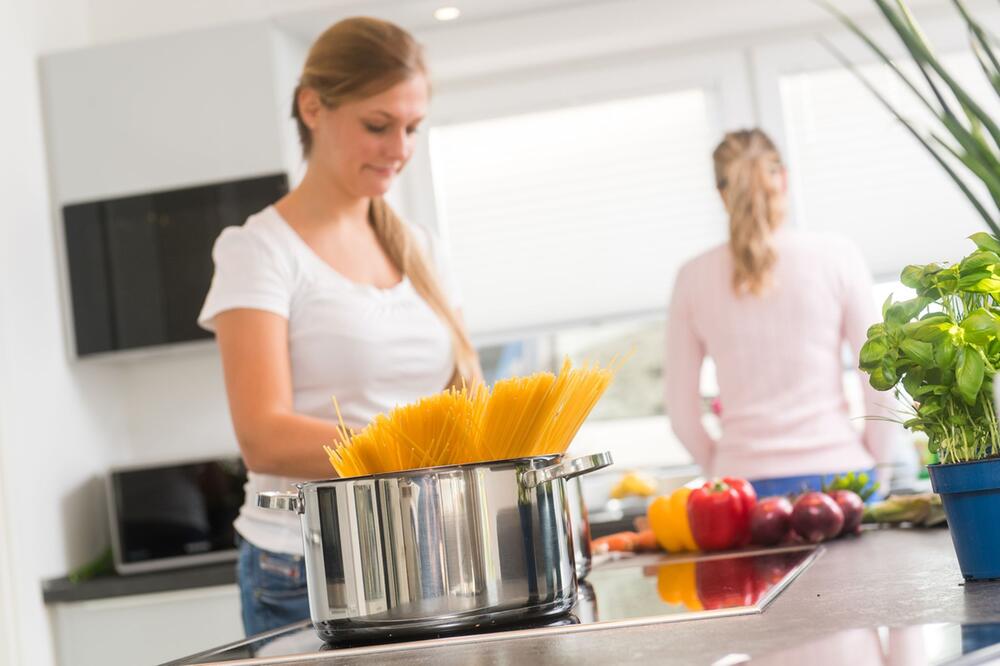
[257,452,612,643]
[107,456,246,574]
[167,545,822,665]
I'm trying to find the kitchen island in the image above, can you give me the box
[170,528,1000,665]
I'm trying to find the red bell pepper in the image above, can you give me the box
[721,476,757,546]
[695,556,758,609]
[686,479,752,551]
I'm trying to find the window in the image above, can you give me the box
[780,53,999,279]
[430,89,727,338]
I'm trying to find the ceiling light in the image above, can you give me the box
[434,6,461,22]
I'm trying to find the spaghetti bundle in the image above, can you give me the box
[324,357,617,478]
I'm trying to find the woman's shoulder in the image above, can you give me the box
[211,206,300,275]
[678,241,730,277]
[215,206,296,256]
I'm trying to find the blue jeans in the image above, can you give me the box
[748,468,881,503]
[236,537,310,637]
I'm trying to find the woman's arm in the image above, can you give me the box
[664,272,716,471]
[214,308,345,479]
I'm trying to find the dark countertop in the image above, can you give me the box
[42,560,236,603]
[171,528,1000,665]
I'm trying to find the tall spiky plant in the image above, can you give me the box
[821,0,1000,238]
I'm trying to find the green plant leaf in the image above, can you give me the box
[860,336,889,368]
[960,308,1000,345]
[869,366,898,391]
[970,232,1000,255]
[901,264,925,288]
[900,338,935,366]
[904,314,952,342]
[957,345,986,404]
[902,367,925,396]
[960,250,1000,274]
[963,276,1000,293]
[935,339,958,369]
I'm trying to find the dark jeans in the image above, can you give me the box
[748,468,881,503]
[236,537,310,636]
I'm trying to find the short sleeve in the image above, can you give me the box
[197,224,294,332]
[411,224,463,308]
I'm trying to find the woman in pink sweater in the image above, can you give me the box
[664,129,896,497]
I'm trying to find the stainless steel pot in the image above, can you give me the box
[258,451,612,643]
[565,477,592,580]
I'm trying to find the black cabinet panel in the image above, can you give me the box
[105,196,165,348]
[63,202,115,355]
[62,173,289,356]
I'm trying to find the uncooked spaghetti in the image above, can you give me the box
[324,357,617,477]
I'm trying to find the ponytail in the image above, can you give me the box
[369,198,484,387]
[712,129,786,296]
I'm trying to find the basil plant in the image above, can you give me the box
[860,233,1000,464]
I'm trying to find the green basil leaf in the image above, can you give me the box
[957,345,985,405]
[960,251,1000,274]
[917,401,943,418]
[904,318,951,343]
[900,339,935,366]
[902,368,925,397]
[901,265,924,288]
[869,366,897,391]
[935,340,958,369]
[960,309,1000,346]
[867,322,887,339]
[964,277,1000,294]
[969,232,1000,255]
[860,337,888,368]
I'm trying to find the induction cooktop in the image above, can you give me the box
[166,545,820,665]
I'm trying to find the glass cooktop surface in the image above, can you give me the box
[166,545,820,665]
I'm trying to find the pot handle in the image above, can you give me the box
[520,451,613,489]
[257,491,303,514]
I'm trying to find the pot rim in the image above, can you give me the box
[299,453,563,489]
[926,455,1000,469]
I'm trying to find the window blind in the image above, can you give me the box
[429,90,727,337]
[780,53,999,280]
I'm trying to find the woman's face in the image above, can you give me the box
[302,74,429,198]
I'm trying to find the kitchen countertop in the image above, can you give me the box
[170,527,1000,665]
[42,560,236,603]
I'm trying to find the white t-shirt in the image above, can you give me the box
[198,205,458,555]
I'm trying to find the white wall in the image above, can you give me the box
[0,0,127,663]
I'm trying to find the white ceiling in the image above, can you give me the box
[271,0,975,45]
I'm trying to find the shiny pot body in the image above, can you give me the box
[565,477,592,580]
[259,452,611,642]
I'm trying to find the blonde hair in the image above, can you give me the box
[293,17,483,385]
[712,129,787,296]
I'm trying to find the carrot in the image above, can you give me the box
[634,529,658,552]
[593,531,639,552]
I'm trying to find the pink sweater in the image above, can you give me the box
[664,228,896,480]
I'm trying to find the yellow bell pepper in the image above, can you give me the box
[647,486,698,553]
[656,561,703,611]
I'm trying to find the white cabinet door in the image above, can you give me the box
[51,585,243,666]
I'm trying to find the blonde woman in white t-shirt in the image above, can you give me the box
[198,17,482,636]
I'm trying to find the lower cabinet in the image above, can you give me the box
[49,585,243,666]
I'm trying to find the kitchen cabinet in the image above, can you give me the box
[49,584,242,666]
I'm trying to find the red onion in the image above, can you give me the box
[791,492,845,543]
[750,496,793,546]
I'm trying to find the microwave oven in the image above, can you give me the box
[107,456,247,575]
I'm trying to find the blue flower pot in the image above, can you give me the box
[928,457,1000,581]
